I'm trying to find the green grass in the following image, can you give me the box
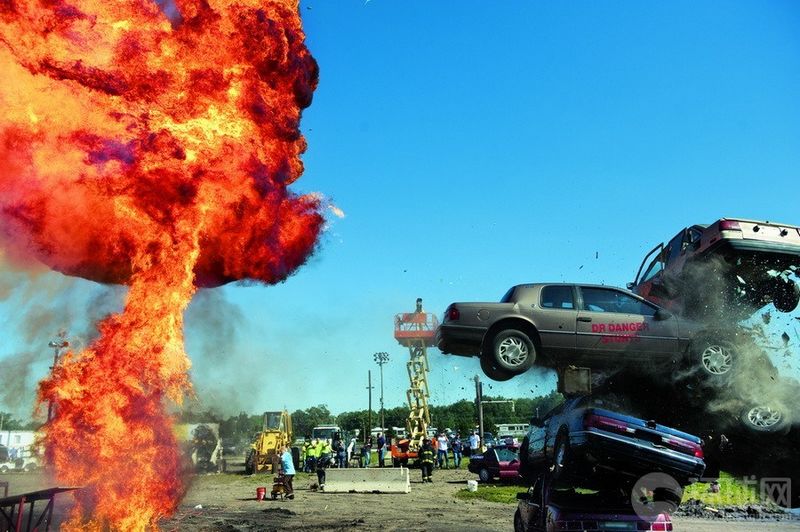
[453,472,769,508]
[455,484,524,504]
[682,472,764,507]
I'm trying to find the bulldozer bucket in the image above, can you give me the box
[322,467,411,494]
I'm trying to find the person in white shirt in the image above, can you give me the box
[468,432,480,456]
[436,433,449,469]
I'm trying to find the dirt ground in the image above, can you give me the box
[3,466,800,531]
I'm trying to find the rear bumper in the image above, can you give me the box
[571,430,705,484]
[435,324,485,356]
[705,238,800,262]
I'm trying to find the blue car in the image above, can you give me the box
[520,395,705,490]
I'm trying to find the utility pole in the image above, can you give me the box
[373,352,389,431]
[474,375,484,451]
[366,371,374,441]
[47,331,70,422]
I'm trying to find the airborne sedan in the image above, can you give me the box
[436,283,743,381]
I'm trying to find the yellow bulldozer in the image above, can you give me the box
[244,410,299,474]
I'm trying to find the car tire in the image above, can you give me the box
[691,336,736,381]
[740,405,790,434]
[513,509,527,532]
[491,330,536,374]
[552,432,569,481]
[480,356,514,382]
[773,280,800,313]
[478,467,491,483]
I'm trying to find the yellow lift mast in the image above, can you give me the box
[390,298,439,466]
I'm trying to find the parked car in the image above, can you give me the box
[629,218,800,318]
[468,444,521,482]
[519,395,706,492]
[515,474,674,532]
[437,282,743,381]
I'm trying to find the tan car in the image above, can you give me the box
[629,218,800,318]
[436,283,742,382]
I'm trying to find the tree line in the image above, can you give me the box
[178,391,563,445]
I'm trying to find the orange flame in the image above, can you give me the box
[1,0,321,528]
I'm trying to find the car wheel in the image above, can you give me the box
[552,432,569,480]
[740,405,789,434]
[491,330,536,374]
[480,356,514,382]
[0,465,8,474]
[478,467,491,483]
[772,280,800,313]
[514,509,527,532]
[692,336,736,380]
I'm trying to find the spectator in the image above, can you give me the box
[468,432,480,456]
[436,433,449,469]
[420,438,434,483]
[362,435,373,467]
[334,436,347,468]
[279,445,295,499]
[347,437,356,465]
[451,433,463,469]
[377,432,386,468]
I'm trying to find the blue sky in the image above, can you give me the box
[2,1,799,418]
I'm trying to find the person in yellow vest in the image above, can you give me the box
[302,438,314,472]
[307,438,320,472]
[316,438,333,488]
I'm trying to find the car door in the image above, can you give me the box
[534,285,578,361]
[575,286,680,362]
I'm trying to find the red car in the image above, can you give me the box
[468,444,521,482]
[515,475,674,532]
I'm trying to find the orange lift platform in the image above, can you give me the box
[390,298,439,466]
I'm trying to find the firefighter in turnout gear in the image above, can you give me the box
[420,438,435,483]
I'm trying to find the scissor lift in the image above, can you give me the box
[391,298,439,465]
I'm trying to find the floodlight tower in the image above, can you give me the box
[392,298,439,461]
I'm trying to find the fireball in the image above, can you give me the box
[0,0,322,528]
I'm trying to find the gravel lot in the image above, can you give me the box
[3,467,800,531]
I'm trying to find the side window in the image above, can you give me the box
[666,231,684,264]
[640,256,663,283]
[540,285,574,309]
[581,287,656,316]
[686,228,702,251]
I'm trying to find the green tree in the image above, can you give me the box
[291,404,333,437]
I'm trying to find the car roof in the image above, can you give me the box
[513,282,639,293]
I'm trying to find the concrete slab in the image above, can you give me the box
[323,467,411,493]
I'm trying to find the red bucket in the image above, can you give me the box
[256,487,267,501]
